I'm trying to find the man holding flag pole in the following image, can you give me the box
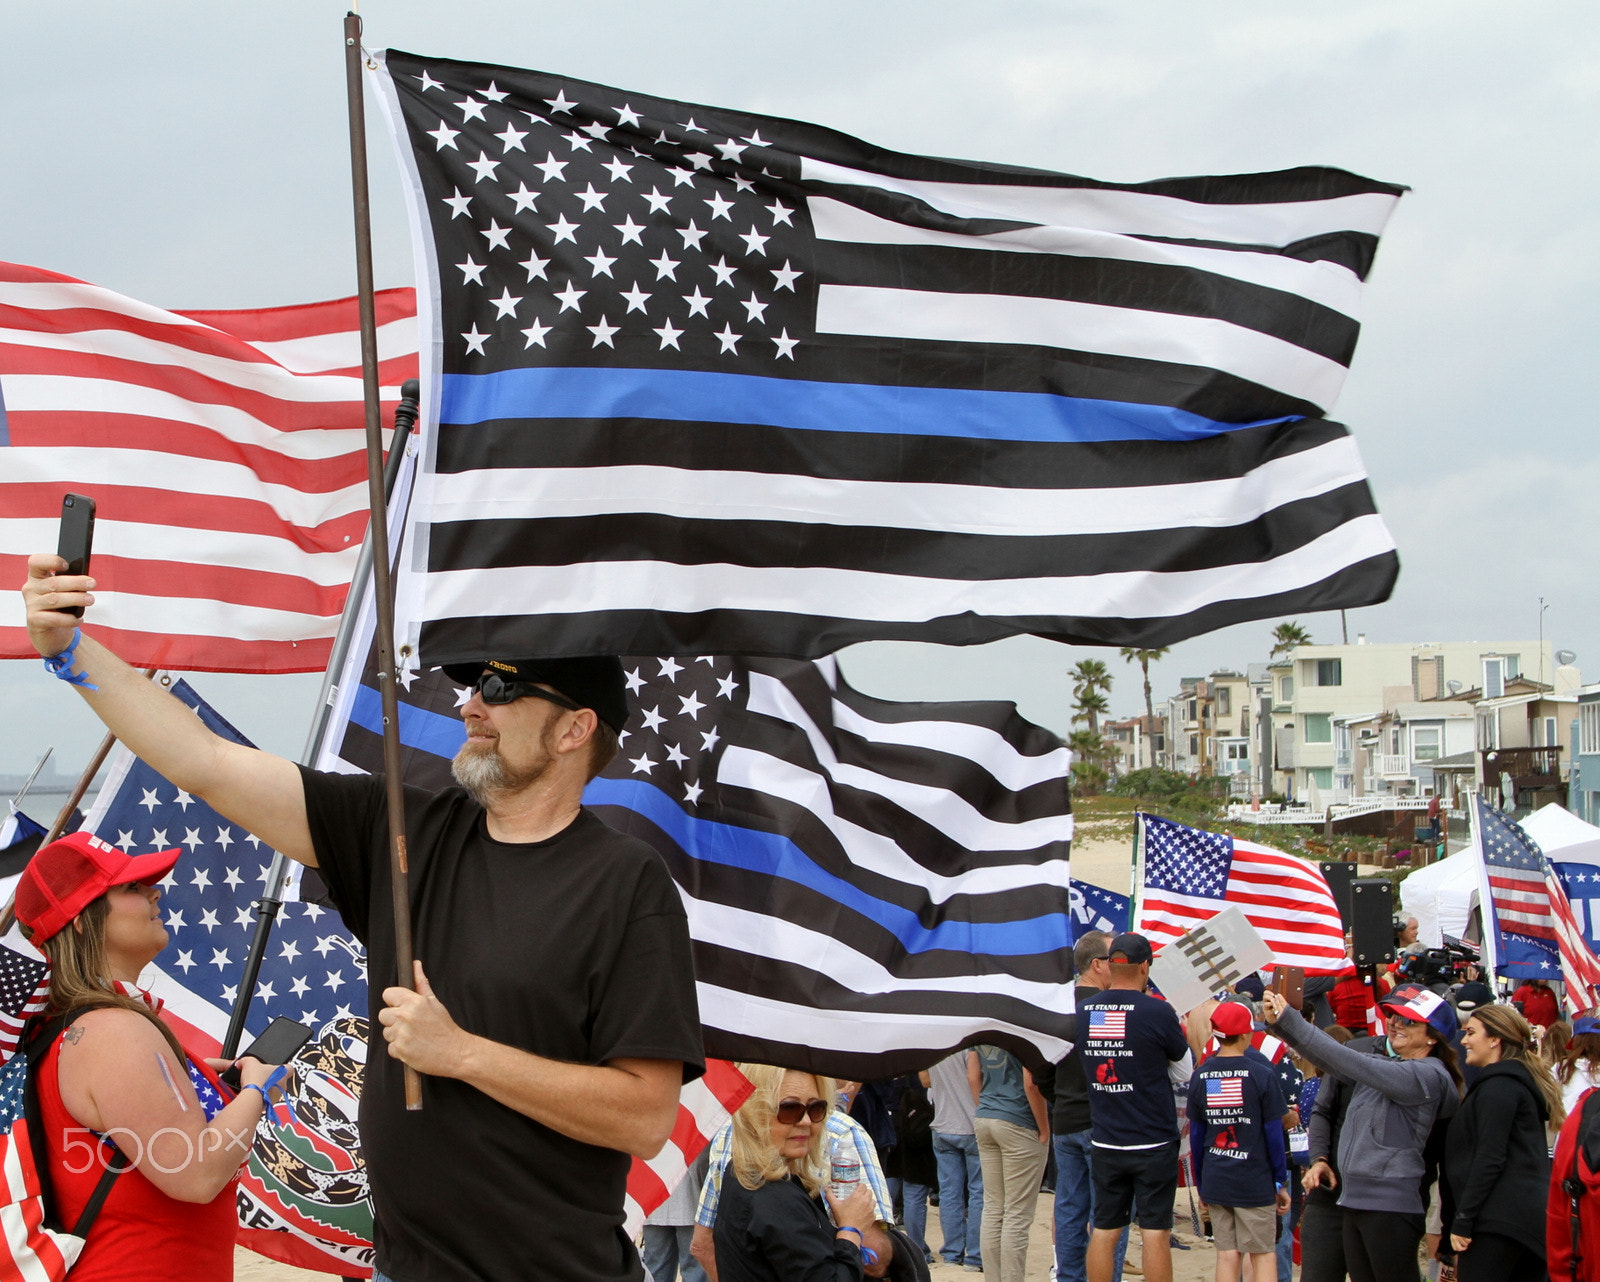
[17,562,706,1282]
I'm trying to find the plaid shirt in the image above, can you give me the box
[694,1110,894,1227]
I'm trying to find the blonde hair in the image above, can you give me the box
[26,895,185,1062]
[729,1064,836,1196]
[1468,1005,1566,1125]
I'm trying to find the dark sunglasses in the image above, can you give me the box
[775,1097,829,1125]
[475,671,582,712]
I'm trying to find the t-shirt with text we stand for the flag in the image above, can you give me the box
[1187,1056,1288,1208]
[1079,989,1189,1148]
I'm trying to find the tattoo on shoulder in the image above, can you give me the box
[63,1027,85,1045]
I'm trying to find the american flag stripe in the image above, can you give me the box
[423,434,1373,541]
[375,51,1401,664]
[624,1059,753,1237]
[0,261,417,673]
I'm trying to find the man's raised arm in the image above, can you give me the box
[22,555,316,867]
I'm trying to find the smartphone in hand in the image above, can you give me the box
[220,1016,314,1090]
[55,493,96,618]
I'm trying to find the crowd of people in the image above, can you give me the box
[670,928,1600,1282]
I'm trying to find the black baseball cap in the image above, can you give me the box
[443,656,630,733]
[1107,932,1153,965]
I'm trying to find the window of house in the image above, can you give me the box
[1280,676,1294,701]
[1226,741,1249,761]
[1412,725,1441,762]
[1309,768,1333,790]
[1478,711,1499,750]
[1154,734,1165,751]
[1304,713,1332,744]
[1539,716,1559,748]
[1217,688,1231,716]
[1388,727,1401,755]
[1581,704,1600,756]
[1189,734,1199,756]
[1316,659,1342,687]
[1483,657,1505,699]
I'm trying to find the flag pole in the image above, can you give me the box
[220,382,419,1058]
[344,10,422,1111]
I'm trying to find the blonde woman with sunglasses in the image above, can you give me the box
[713,1066,880,1281]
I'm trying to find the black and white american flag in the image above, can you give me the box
[326,639,1078,1077]
[373,49,1405,666]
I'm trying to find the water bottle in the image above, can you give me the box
[828,1151,862,1203]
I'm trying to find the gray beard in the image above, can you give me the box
[451,739,549,807]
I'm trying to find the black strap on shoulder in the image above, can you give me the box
[20,1009,133,1242]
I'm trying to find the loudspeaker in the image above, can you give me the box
[1320,862,1359,930]
[1350,878,1395,966]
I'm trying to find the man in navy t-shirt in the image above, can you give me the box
[1188,1000,1290,1282]
[1080,933,1192,1282]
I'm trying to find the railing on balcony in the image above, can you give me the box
[1484,746,1563,790]
[1377,753,1410,778]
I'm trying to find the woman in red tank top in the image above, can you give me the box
[13,831,285,1281]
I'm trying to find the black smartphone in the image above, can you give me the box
[220,1016,314,1090]
[55,493,96,618]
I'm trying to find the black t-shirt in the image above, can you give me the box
[1079,989,1189,1148]
[299,767,705,1282]
[1187,1056,1287,1207]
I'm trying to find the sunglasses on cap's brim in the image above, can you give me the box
[774,1097,829,1125]
[474,671,582,711]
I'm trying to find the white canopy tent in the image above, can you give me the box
[1400,847,1479,948]
[1522,804,1600,868]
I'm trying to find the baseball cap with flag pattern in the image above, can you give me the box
[1380,982,1459,1040]
[15,831,182,943]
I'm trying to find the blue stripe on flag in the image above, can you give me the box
[441,368,1298,445]
[351,686,467,758]
[584,776,1071,956]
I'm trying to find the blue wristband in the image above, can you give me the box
[836,1226,863,1241]
[42,629,98,692]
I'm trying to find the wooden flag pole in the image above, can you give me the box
[344,11,422,1111]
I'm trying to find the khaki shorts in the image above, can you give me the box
[1211,1202,1278,1254]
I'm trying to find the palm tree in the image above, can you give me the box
[1067,728,1111,797]
[1270,621,1312,658]
[1120,647,1170,768]
[1070,657,1113,698]
[1072,688,1110,735]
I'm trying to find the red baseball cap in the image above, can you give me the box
[15,831,181,943]
[1210,1000,1254,1037]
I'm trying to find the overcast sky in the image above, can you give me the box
[1,0,1596,781]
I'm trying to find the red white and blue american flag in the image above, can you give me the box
[1205,1076,1245,1109]
[1136,814,1347,975]
[0,261,418,674]
[1472,796,1600,1012]
[1087,1009,1126,1039]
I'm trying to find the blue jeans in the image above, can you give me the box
[1053,1131,1129,1282]
[903,1181,933,1261]
[642,1223,709,1282]
[933,1130,984,1267]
